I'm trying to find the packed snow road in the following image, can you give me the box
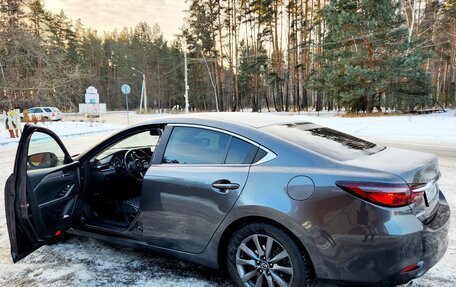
[0,133,454,287]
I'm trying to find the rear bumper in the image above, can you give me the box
[375,192,450,286]
[315,192,450,286]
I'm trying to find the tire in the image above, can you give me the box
[226,222,313,287]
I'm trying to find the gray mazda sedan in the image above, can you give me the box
[5,113,450,287]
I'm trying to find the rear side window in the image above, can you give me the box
[262,123,385,161]
[253,149,268,163]
[225,137,258,164]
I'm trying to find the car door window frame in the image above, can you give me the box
[77,124,166,163]
[15,125,73,174]
[153,124,276,166]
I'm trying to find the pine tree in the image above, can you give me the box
[27,0,45,37]
[313,0,432,112]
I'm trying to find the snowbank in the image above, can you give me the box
[0,121,123,147]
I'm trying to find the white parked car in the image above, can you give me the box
[23,107,63,121]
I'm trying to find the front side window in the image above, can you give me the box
[162,127,230,164]
[43,108,52,112]
[93,129,162,161]
[27,132,66,170]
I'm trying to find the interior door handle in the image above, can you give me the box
[211,181,240,192]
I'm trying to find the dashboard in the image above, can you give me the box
[91,147,153,178]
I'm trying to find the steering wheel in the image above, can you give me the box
[124,149,150,181]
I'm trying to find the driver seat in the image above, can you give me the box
[120,196,141,216]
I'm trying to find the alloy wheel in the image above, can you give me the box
[236,234,294,287]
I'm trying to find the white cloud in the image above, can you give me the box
[44,0,189,39]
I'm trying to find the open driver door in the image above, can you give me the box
[5,124,83,262]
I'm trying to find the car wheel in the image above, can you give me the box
[226,222,313,287]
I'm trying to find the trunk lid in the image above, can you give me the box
[345,147,440,222]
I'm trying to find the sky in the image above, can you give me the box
[44,0,189,40]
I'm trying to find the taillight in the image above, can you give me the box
[336,181,423,207]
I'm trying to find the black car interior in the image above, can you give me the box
[82,127,163,229]
[26,162,83,239]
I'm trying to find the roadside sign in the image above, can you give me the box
[121,84,131,95]
[85,86,99,104]
[121,84,131,125]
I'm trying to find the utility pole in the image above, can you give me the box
[131,66,147,113]
[184,51,189,113]
[142,73,147,112]
[157,53,161,111]
[201,51,219,112]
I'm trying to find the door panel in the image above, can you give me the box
[140,165,249,253]
[30,165,78,203]
[27,162,82,239]
[5,124,82,263]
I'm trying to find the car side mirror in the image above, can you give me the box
[27,152,58,169]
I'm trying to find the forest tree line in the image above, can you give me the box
[1,0,455,113]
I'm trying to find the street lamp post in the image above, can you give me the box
[184,52,189,113]
[131,66,148,113]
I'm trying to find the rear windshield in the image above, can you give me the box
[262,122,385,161]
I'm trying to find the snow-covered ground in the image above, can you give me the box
[236,109,456,145]
[0,111,454,286]
[293,110,456,145]
[0,121,123,146]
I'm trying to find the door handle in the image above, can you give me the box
[211,180,240,193]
